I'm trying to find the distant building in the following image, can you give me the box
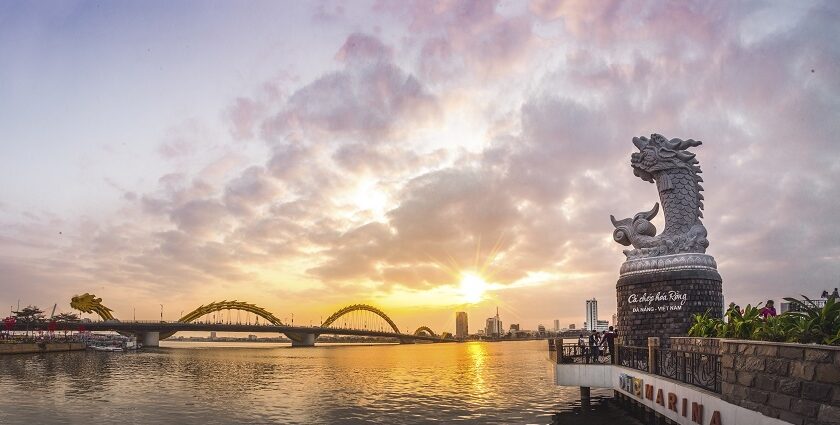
[569,324,576,330]
[553,319,560,332]
[586,298,598,331]
[596,320,609,332]
[485,307,503,337]
[209,331,217,340]
[455,311,469,338]
[538,324,546,336]
[612,314,617,327]
[247,334,257,340]
[781,290,837,314]
[509,323,520,332]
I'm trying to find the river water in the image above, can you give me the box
[0,340,633,424]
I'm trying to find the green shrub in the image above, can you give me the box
[686,296,840,346]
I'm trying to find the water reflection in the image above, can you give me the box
[0,341,631,424]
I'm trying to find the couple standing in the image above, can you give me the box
[578,326,617,364]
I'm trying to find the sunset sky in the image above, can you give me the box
[1,1,838,334]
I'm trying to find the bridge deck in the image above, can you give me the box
[16,321,450,342]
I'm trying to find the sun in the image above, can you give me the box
[459,272,488,304]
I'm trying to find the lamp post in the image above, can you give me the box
[160,304,164,322]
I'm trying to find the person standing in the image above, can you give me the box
[588,330,600,363]
[760,300,777,318]
[602,326,617,364]
[577,333,588,363]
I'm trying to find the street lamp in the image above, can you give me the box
[160,304,164,322]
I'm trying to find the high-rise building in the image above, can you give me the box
[553,319,560,332]
[455,311,469,338]
[569,324,576,330]
[509,323,520,331]
[538,324,546,336]
[485,307,503,337]
[586,298,598,331]
[596,319,609,332]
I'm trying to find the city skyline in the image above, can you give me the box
[1,1,838,332]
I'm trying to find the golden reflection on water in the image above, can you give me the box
[0,340,600,424]
[466,341,488,400]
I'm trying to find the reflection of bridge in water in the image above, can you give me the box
[49,294,452,347]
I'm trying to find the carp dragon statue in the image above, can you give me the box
[610,134,709,260]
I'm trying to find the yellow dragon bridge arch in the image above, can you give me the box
[70,294,286,339]
[413,326,436,337]
[176,300,284,325]
[321,304,401,334]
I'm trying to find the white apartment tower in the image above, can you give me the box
[586,298,598,331]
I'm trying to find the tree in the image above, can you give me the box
[12,306,45,336]
[53,312,80,338]
[54,312,80,322]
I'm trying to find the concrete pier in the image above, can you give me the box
[140,331,160,347]
[286,333,316,347]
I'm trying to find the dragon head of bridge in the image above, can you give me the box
[70,293,115,321]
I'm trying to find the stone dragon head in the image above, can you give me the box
[70,293,115,321]
[630,133,702,183]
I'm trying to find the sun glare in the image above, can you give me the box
[459,273,488,304]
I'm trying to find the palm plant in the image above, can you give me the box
[782,296,840,345]
[687,310,719,337]
[686,296,840,346]
[752,315,788,342]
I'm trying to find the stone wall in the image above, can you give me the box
[616,268,723,347]
[670,336,721,355]
[721,340,840,425]
[0,342,85,355]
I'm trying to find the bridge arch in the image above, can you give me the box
[321,304,400,334]
[159,300,284,339]
[176,301,284,325]
[413,326,436,337]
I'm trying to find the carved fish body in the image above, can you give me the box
[611,134,709,260]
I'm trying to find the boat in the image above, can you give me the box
[89,345,123,352]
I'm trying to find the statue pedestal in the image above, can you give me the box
[616,254,723,347]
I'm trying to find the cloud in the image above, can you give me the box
[262,32,440,144]
[2,1,839,329]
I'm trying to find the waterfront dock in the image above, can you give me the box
[0,342,86,355]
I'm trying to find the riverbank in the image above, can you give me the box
[0,342,85,355]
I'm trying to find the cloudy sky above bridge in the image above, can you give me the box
[1,1,838,332]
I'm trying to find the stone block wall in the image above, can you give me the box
[721,340,840,425]
[616,269,723,347]
[670,336,721,355]
[0,342,85,355]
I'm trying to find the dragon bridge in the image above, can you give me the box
[320,304,401,334]
[70,294,286,339]
[413,326,436,337]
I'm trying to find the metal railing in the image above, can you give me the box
[551,342,613,364]
[549,340,723,394]
[654,348,721,393]
[618,345,649,372]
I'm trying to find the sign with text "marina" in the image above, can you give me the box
[618,372,721,425]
